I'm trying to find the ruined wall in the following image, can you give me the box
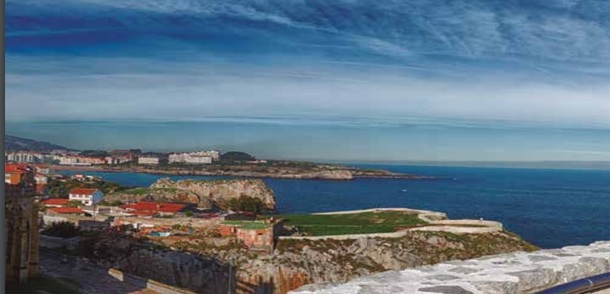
[5,184,39,283]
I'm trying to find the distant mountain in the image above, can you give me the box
[5,135,73,152]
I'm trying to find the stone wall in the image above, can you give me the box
[5,168,39,283]
[39,235,80,250]
[107,268,197,294]
[292,241,610,294]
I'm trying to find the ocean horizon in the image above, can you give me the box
[58,164,610,249]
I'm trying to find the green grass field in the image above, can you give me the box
[275,211,427,236]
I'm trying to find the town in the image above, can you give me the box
[5,161,284,257]
[5,149,227,166]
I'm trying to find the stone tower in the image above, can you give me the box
[5,164,40,283]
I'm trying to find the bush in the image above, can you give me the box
[227,196,265,214]
[65,200,82,208]
[42,222,80,238]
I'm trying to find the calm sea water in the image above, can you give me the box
[59,165,610,249]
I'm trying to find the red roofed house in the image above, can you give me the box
[68,188,103,206]
[121,201,193,217]
[5,164,31,185]
[41,198,70,208]
[47,207,85,216]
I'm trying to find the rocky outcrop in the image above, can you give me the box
[292,241,610,294]
[83,230,535,294]
[106,178,276,210]
[150,178,276,210]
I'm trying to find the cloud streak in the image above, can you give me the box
[6,0,610,134]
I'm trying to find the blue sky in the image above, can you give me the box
[6,0,610,162]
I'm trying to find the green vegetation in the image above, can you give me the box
[64,200,83,208]
[220,151,256,163]
[6,276,80,294]
[276,211,427,236]
[97,200,123,206]
[122,187,149,195]
[47,178,128,197]
[227,195,265,214]
[41,221,81,238]
[221,220,270,229]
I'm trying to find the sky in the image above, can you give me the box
[5,0,610,162]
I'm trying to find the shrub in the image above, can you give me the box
[64,200,82,208]
[227,196,265,214]
[42,221,80,238]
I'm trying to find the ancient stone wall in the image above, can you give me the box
[5,182,39,283]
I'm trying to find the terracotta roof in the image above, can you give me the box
[5,164,30,173]
[69,188,98,195]
[42,198,70,206]
[121,202,186,213]
[130,211,156,217]
[48,207,84,214]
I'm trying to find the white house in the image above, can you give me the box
[138,156,160,165]
[168,151,216,164]
[68,188,103,206]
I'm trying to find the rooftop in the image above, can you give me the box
[48,207,84,214]
[5,163,31,173]
[42,198,70,206]
[69,188,98,195]
[121,202,187,213]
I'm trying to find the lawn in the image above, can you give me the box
[122,187,149,195]
[275,211,427,236]
[6,276,80,294]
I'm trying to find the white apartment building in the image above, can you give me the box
[6,152,54,163]
[168,151,218,164]
[68,188,104,206]
[138,156,160,165]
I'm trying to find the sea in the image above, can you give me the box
[58,164,610,249]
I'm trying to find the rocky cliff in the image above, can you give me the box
[105,178,276,210]
[81,230,536,294]
[293,241,610,294]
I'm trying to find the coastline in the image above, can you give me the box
[50,165,437,181]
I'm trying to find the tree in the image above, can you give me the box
[220,151,256,163]
[227,196,265,214]
[41,221,80,238]
[184,211,193,217]
[65,200,82,208]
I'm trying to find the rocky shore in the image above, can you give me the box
[105,178,277,210]
[77,224,535,294]
[51,164,435,181]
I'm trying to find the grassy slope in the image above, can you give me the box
[275,211,427,236]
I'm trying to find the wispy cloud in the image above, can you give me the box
[6,0,610,131]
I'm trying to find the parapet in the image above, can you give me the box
[291,241,610,294]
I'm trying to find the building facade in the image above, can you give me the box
[68,188,103,206]
[5,164,40,283]
[168,150,219,164]
[138,156,160,165]
[219,219,282,251]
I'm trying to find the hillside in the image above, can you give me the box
[5,135,72,152]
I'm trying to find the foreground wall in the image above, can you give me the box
[292,241,610,294]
